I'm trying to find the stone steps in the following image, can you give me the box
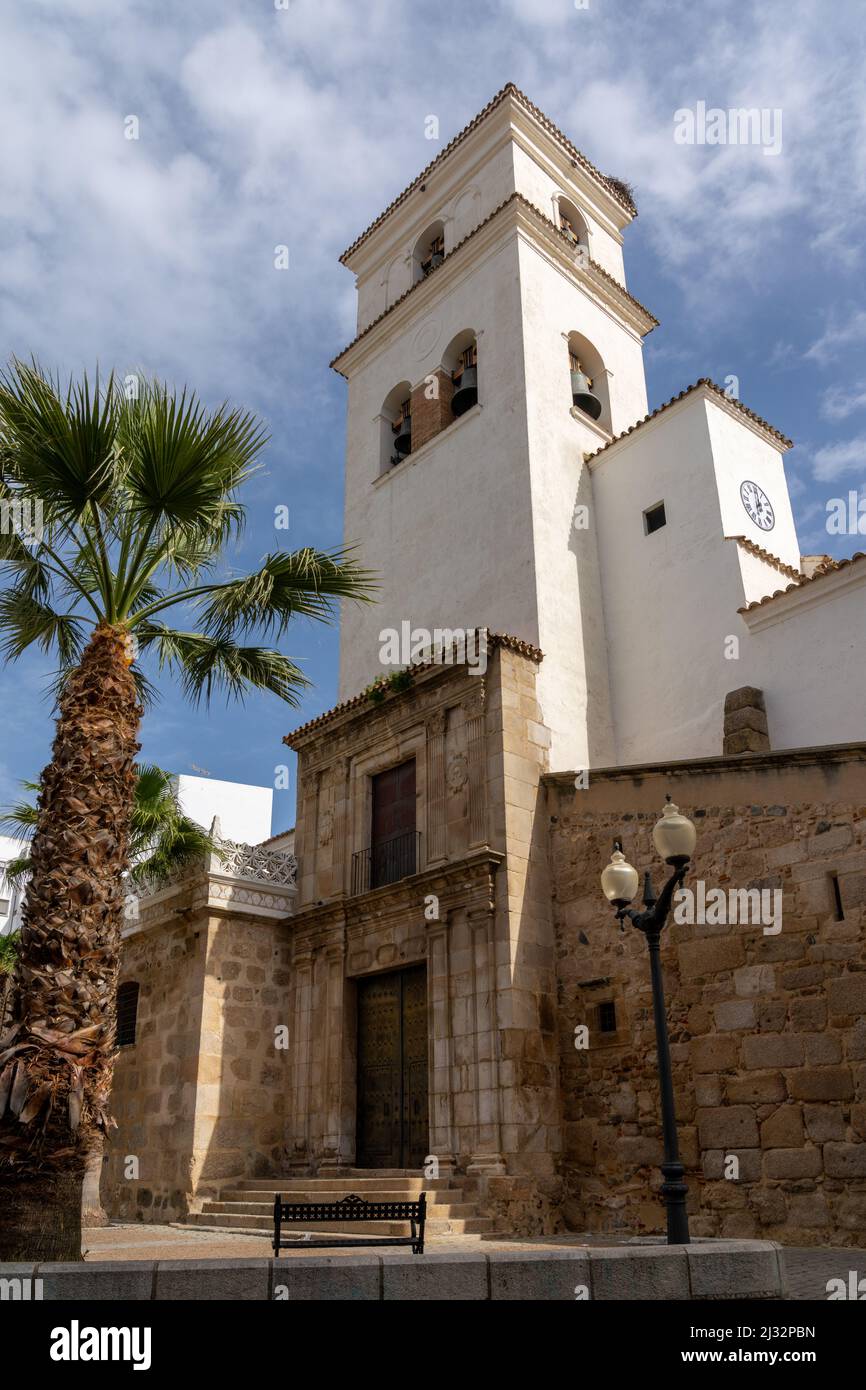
[202,1199,480,1219]
[183,1172,492,1238]
[186,1210,493,1236]
[217,1187,465,1204]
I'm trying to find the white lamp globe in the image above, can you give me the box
[652,798,697,864]
[600,848,640,906]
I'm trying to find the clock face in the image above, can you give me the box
[740,480,775,532]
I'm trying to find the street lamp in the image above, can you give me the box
[599,796,697,1245]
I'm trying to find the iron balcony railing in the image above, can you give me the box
[351,830,420,896]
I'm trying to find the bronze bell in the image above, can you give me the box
[451,365,478,417]
[571,362,602,421]
[393,413,412,456]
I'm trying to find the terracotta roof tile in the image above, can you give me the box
[340,83,636,265]
[726,535,802,582]
[331,192,656,374]
[283,631,543,745]
[738,551,866,613]
[585,379,794,462]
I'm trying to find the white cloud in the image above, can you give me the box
[820,384,866,422]
[812,437,866,482]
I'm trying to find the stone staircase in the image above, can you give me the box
[184,1171,494,1238]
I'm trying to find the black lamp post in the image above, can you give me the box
[599,797,697,1245]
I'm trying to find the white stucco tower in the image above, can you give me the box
[333,84,657,771]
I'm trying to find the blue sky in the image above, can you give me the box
[1,0,864,835]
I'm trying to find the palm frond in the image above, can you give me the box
[137,622,309,706]
[192,547,377,640]
[0,585,87,664]
[0,359,119,517]
[120,379,267,531]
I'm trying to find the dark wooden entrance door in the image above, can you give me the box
[356,965,428,1169]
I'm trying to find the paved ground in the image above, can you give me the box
[81,1224,866,1299]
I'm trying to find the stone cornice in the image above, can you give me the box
[287,849,503,939]
[543,741,866,789]
[332,192,656,377]
[284,632,542,750]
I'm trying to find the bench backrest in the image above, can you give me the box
[274,1193,426,1223]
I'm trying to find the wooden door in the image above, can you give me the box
[370,760,416,888]
[356,966,428,1169]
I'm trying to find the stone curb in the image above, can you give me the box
[0,1240,785,1301]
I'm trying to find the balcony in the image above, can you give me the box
[351,830,420,895]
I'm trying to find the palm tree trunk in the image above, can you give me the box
[0,625,140,1261]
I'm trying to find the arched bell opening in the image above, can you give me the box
[379,382,414,472]
[566,331,610,432]
[556,196,589,254]
[443,330,478,419]
[412,221,446,284]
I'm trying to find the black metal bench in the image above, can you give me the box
[273,1192,426,1256]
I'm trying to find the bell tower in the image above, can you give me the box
[333,84,657,770]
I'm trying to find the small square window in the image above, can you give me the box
[598,1001,617,1033]
[644,501,666,535]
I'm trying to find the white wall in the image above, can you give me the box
[172,775,273,846]
[705,403,801,571]
[592,395,757,764]
[740,573,866,749]
[0,834,29,936]
[339,229,538,702]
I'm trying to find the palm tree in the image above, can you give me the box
[0,361,373,1260]
[2,764,224,1227]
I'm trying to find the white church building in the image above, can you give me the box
[104,85,866,1247]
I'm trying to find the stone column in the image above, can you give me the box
[319,940,349,1170]
[427,920,457,1175]
[330,757,350,896]
[426,709,447,863]
[463,684,487,847]
[288,945,314,1171]
[467,904,506,1176]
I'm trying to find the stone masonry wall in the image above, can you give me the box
[547,748,866,1246]
[106,915,207,1222]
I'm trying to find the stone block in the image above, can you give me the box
[702,1149,762,1182]
[488,1249,590,1300]
[691,1035,739,1072]
[760,1104,804,1148]
[823,1142,866,1178]
[827,974,866,1017]
[787,1192,830,1228]
[803,1104,845,1142]
[154,1259,270,1301]
[686,1241,782,1299]
[679,937,745,981]
[714,1000,757,1031]
[381,1252,488,1301]
[588,1245,689,1301]
[272,1256,381,1301]
[39,1260,156,1302]
[789,1067,853,1101]
[724,686,765,713]
[697,1105,759,1148]
[725,1072,786,1104]
[763,1147,823,1179]
[734,964,775,996]
[743,1034,804,1069]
